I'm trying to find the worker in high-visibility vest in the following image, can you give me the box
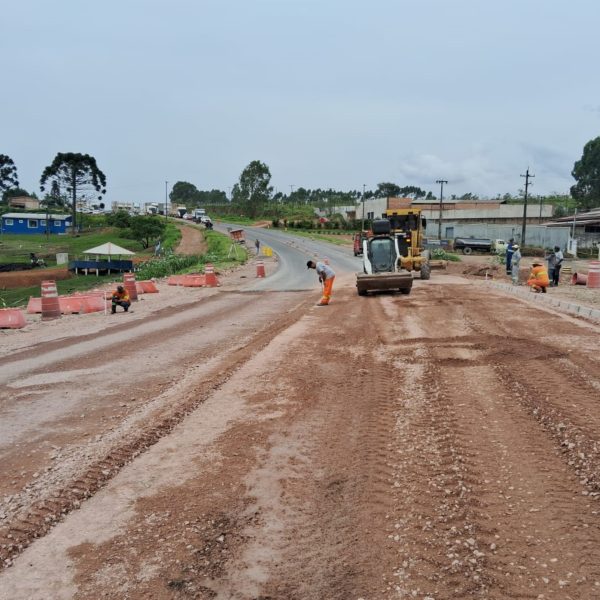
[527,262,549,293]
[111,285,131,313]
[307,260,335,306]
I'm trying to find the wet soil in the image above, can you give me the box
[2,270,600,599]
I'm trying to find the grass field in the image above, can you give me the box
[0,223,182,266]
[0,228,245,308]
[280,229,352,246]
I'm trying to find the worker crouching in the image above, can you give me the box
[111,285,131,313]
[307,260,335,306]
[527,262,549,293]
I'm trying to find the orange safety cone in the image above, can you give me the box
[256,259,266,278]
[41,280,61,320]
[204,263,220,287]
[0,308,27,329]
[123,272,138,301]
[587,261,600,289]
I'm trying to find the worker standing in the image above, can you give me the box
[506,238,515,275]
[511,244,521,285]
[255,238,261,255]
[307,260,335,306]
[111,285,131,313]
[527,262,549,293]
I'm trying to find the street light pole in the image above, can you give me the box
[436,179,448,240]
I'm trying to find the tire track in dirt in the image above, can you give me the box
[0,295,313,570]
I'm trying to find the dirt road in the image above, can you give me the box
[2,268,600,599]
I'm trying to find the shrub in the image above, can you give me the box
[430,248,461,262]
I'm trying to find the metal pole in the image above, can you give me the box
[165,180,168,220]
[520,168,534,245]
[361,184,366,231]
[436,179,447,240]
[539,195,543,223]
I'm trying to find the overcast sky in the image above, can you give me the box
[3,0,600,204]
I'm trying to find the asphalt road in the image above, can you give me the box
[216,223,361,291]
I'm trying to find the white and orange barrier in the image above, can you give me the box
[256,260,266,278]
[204,263,220,287]
[136,280,159,293]
[41,281,61,320]
[123,272,138,301]
[0,308,26,329]
[587,261,600,289]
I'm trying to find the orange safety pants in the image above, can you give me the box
[319,276,335,305]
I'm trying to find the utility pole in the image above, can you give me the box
[520,168,535,245]
[165,180,168,221]
[361,184,366,231]
[290,185,295,196]
[435,179,448,240]
[538,195,543,223]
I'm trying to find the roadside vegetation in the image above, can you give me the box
[0,218,244,308]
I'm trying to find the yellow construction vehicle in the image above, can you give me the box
[383,208,431,279]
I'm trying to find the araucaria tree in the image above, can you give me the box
[0,154,19,196]
[40,153,106,231]
[571,136,600,210]
[231,160,273,218]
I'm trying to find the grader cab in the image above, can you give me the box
[356,219,413,296]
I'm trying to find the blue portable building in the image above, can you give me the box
[0,212,72,234]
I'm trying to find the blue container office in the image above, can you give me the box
[1,212,72,234]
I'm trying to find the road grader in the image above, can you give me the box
[356,208,433,296]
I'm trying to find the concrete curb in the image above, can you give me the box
[483,280,600,324]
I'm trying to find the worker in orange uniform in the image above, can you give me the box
[307,260,336,306]
[111,285,131,313]
[527,262,549,293]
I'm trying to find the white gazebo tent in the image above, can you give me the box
[82,242,136,258]
[76,242,136,275]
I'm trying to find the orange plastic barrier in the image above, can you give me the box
[27,297,42,313]
[167,275,187,286]
[183,275,206,287]
[41,280,61,320]
[204,263,220,287]
[139,280,158,293]
[59,296,89,314]
[256,260,266,278]
[82,295,110,313]
[0,308,26,329]
[587,261,600,289]
[123,272,138,301]
[571,272,588,285]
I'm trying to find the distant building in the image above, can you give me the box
[547,206,600,251]
[1,212,72,234]
[8,196,41,210]
[112,201,140,214]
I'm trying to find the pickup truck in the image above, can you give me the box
[453,237,493,254]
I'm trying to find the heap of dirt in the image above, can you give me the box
[0,266,72,289]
